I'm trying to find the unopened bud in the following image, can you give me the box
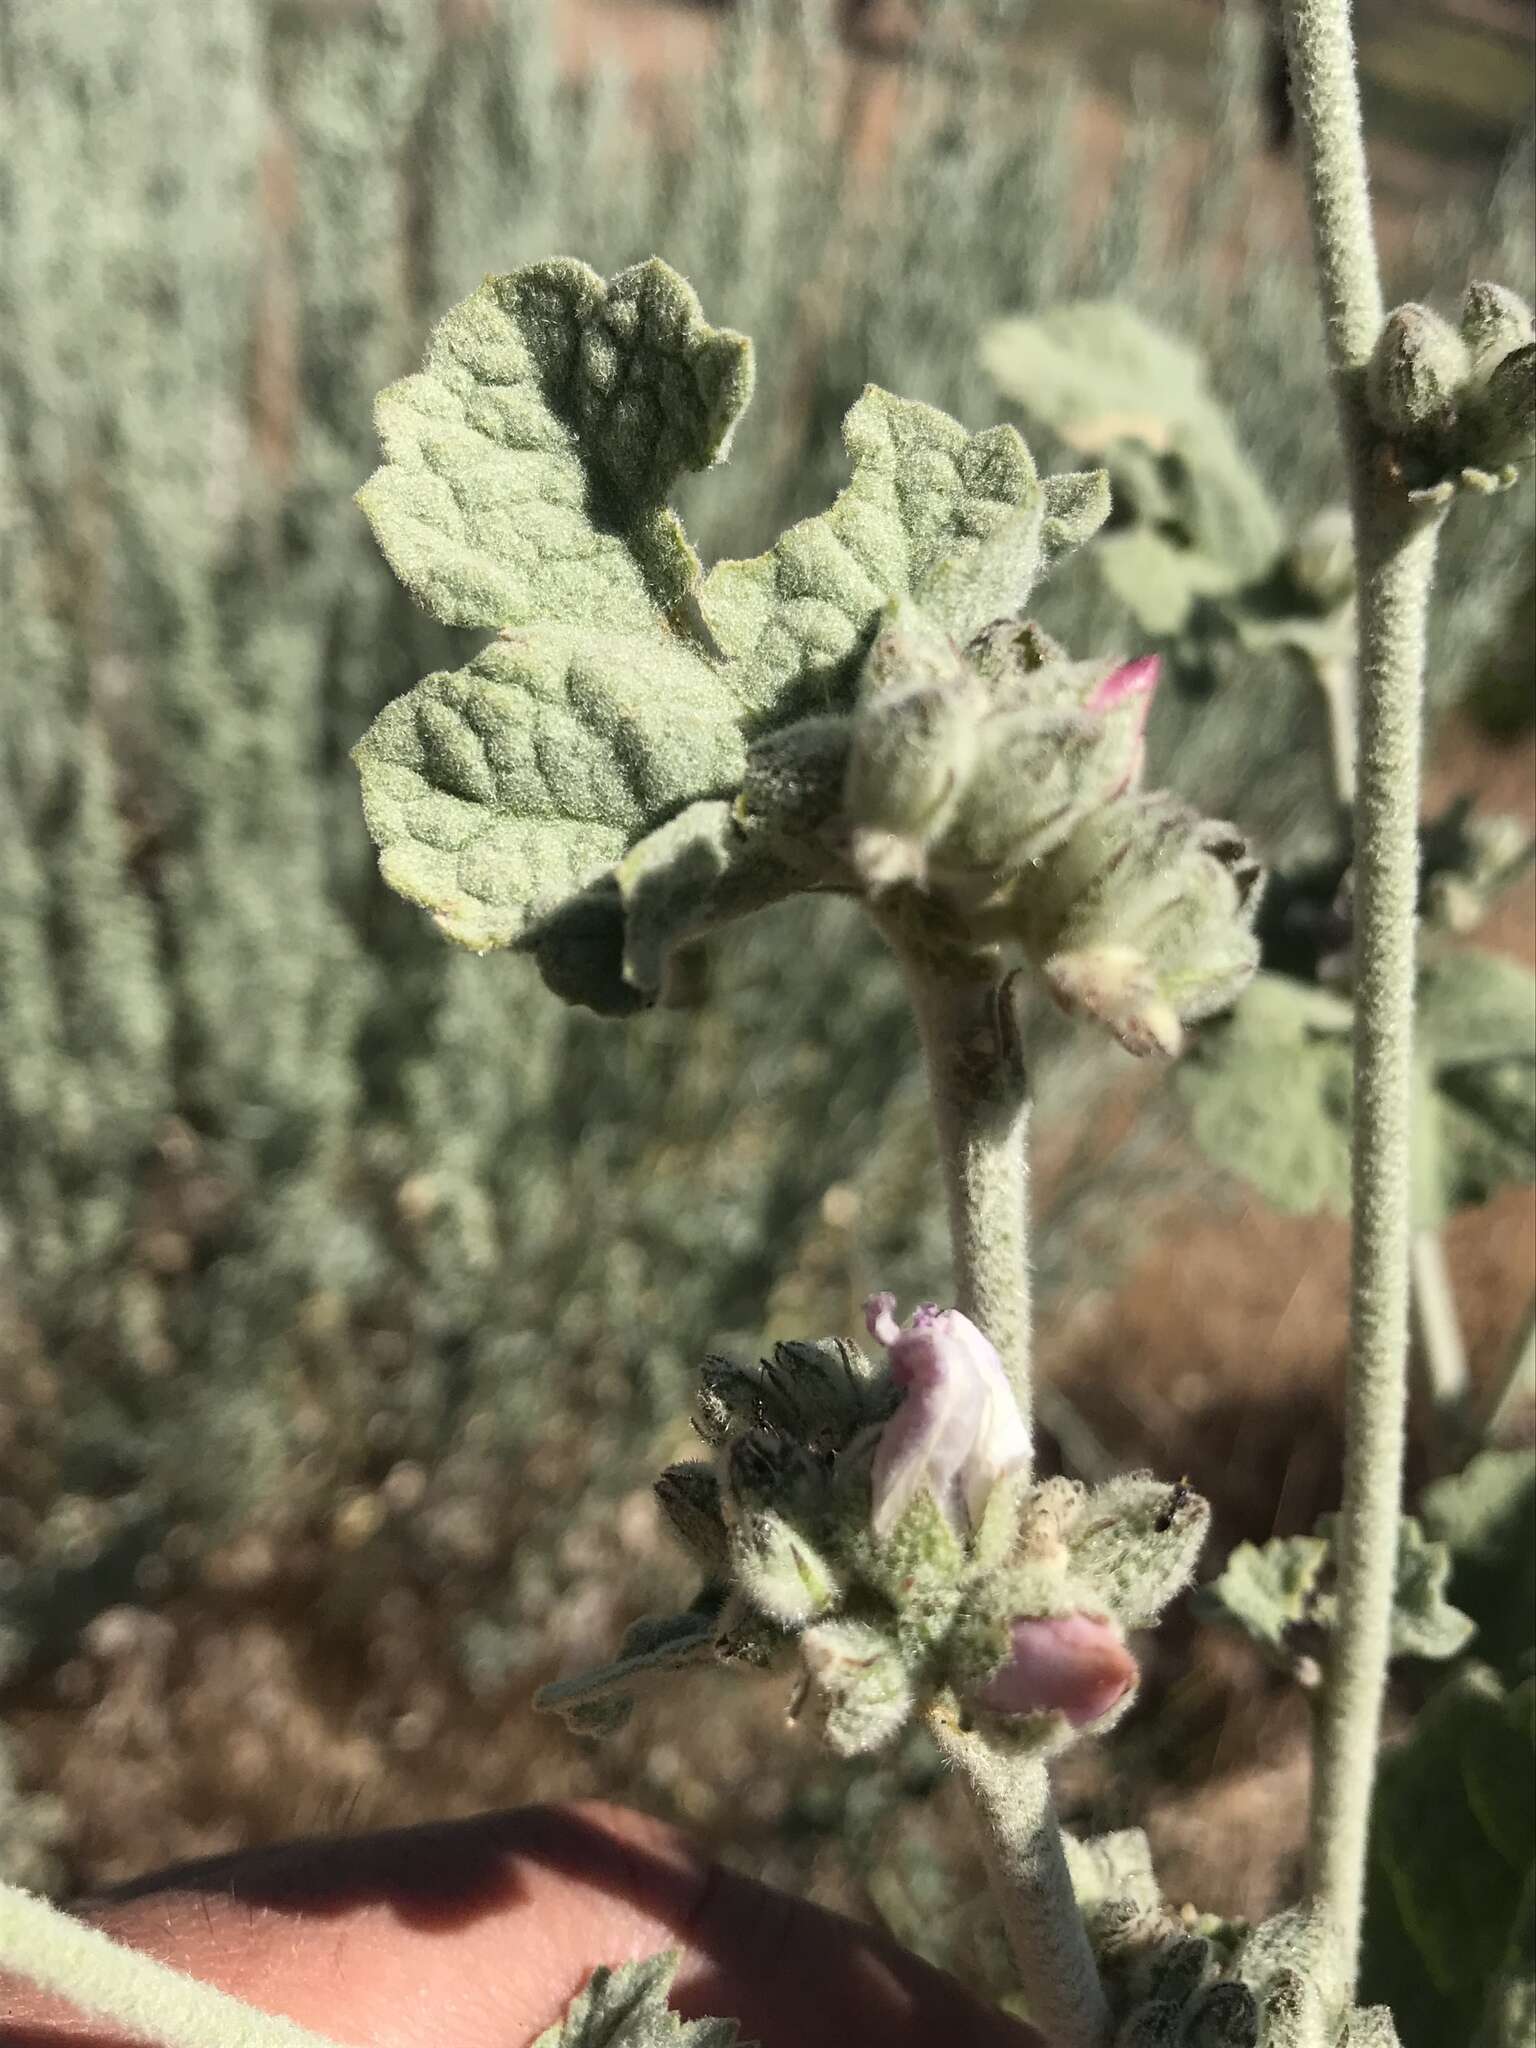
[972,1609,1138,1725]
[1367,304,1468,441]
[1068,1472,1211,1630]
[732,1509,840,1628]
[654,1463,731,1575]
[846,600,986,889]
[799,1618,912,1756]
[738,716,851,834]
[1017,797,1264,1059]
[1467,341,1536,467]
[1183,1982,1261,2048]
[1114,2002,1182,2047]
[1460,281,1534,382]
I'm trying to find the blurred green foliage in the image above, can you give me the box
[0,0,1531,1708]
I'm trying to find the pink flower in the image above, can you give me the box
[973,1611,1137,1726]
[1085,653,1160,794]
[864,1294,1030,1540]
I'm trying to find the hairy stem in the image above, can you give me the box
[943,1730,1111,2048]
[902,960,1033,1425]
[0,1883,340,2048]
[1310,496,1442,1986]
[899,944,1108,2045]
[1283,0,1445,1986]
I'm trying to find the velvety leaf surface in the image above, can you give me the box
[354,632,745,951]
[358,257,753,633]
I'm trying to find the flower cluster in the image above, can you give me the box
[841,607,1264,1055]
[539,1297,1209,1762]
[1366,282,1535,501]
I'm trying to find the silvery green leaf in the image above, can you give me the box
[353,631,746,952]
[700,385,1105,723]
[1186,950,1531,1224]
[1421,1448,1535,1686]
[1200,1516,1473,1668]
[980,301,1282,587]
[532,1950,742,2047]
[533,1609,720,1737]
[1196,1533,1330,1664]
[1361,1665,1535,2045]
[358,258,752,633]
[1096,528,1237,638]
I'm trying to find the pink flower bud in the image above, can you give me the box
[973,1610,1137,1725]
[1085,654,1160,795]
[864,1294,1030,1540]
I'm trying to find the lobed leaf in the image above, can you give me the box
[700,384,1106,724]
[532,1950,742,2047]
[357,258,753,633]
[354,633,746,952]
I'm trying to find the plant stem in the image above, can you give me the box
[0,1882,340,2048]
[899,943,1108,2046]
[943,1728,1111,2048]
[901,958,1033,1427]
[1282,0,1447,1987]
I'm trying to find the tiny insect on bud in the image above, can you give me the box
[971,1609,1138,1725]
[863,1294,1030,1541]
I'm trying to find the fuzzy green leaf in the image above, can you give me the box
[357,258,753,632]
[700,385,1107,723]
[1196,1533,1330,1662]
[1178,960,1536,1223]
[1422,1449,1536,1685]
[353,632,746,951]
[532,1950,741,2047]
[980,301,1282,597]
[533,1609,721,1737]
[1361,1666,1536,2047]
[1199,1516,1473,1668]
[356,261,1108,971]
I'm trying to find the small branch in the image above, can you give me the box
[938,1727,1111,2048]
[0,1883,341,2048]
[1281,0,1447,1991]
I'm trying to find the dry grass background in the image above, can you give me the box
[0,0,1531,1986]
